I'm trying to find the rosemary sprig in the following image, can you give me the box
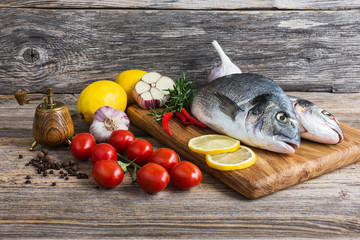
[148,108,166,122]
[148,72,196,121]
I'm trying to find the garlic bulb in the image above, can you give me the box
[90,106,130,142]
[207,40,242,83]
[133,72,175,109]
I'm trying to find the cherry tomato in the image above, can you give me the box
[108,130,135,154]
[170,161,202,190]
[126,139,153,166]
[70,133,96,161]
[90,143,117,165]
[92,160,124,188]
[137,163,170,193]
[149,148,179,172]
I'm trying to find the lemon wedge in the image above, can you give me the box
[188,134,240,155]
[205,146,257,171]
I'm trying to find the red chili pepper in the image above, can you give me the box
[162,112,173,135]
[174,111,194,126]
[181,108,207,128]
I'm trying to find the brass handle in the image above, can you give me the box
[13,88,54,106]
[13,89,46,105]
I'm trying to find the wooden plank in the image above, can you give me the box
[1,9,360,94]
[0,0,359,10]
[126,105,360,199]
[0,93,359,239]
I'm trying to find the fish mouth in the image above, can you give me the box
[301,123,344,144]
[329,125,344,143]
[274,136,301,154]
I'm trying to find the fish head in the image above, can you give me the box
[245,96,300,154]
[294,100,344,144]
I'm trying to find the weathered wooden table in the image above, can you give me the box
[1,1,359,239]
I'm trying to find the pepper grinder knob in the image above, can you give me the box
[13,89,27,105]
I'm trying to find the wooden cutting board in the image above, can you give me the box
[126,105,360,199]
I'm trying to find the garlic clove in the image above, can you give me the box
[138,92,155,109]
[133,72,175,109]
[156,76,174,94]
[207,40,242,83]
[142,72,162,84]
[134,81,150,94]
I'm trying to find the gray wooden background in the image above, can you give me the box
[1,1,359,94]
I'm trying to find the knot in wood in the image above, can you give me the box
[23,48,40,63]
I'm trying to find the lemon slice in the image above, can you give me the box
[188,134,240,155]
[206,146,257,171]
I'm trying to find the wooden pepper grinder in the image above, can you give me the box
[14,88,74,151]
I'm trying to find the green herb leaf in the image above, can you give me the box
[148,72,196,121]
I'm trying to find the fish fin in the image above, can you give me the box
[213,92,243,120]
[250,93,272,106]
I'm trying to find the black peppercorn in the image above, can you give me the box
[41,148,49,155]
[37,152,45,159]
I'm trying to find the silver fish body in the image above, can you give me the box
[288,95,344,144]
[191,73,301,154]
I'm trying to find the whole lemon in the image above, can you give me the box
[115,69,147,105]
[77,80,127,125]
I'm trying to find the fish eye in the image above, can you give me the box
[276,112,289,123]
[321,110,333,118]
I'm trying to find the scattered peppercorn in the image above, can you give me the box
[77,173,89,179]
[41,148,49,156]
[37,152,45,159]
[25,180,31,184]
[24,150,89,185]
[19,154,23,159]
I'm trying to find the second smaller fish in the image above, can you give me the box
[288,96,344,144]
